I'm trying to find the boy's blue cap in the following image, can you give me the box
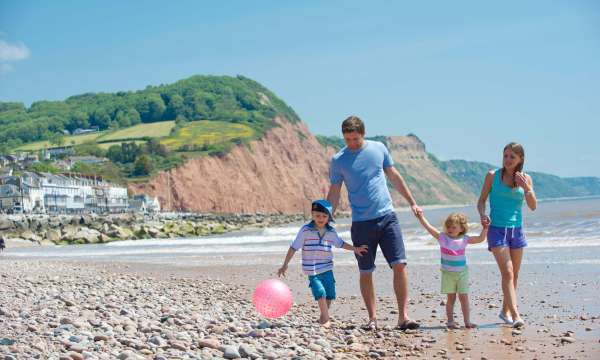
[312,199,334,222]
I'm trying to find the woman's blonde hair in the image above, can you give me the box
[502,142,525,188]
[443,212,468,236]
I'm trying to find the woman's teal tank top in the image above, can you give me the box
[489,169,524,227]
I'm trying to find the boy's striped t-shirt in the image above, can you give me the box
[438,232,469,272]
[290,222,344,275]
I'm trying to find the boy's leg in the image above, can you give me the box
[317,297,330,325]
[446,293,457,327]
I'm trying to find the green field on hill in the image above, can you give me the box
[97,121,175,142]
[160,120,255,150]
[16,132,105,151]
[15,121,176,151]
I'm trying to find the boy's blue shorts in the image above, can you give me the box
[308,270,336,300]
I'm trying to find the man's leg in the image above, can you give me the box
[360,272,377,321]
[392,263,409,323]
[351,219,378,327]
[379,213,417,328]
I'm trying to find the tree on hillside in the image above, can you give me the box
[49,133,65,147]
[133,155,153,176]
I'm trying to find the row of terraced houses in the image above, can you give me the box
[0,170,159,214]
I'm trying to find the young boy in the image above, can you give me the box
[278,199,368,327]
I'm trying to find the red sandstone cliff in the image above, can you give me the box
[129,118,350,214]
[129,121,474,214]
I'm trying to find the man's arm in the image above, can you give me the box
[327,183,342,214]
[383,166,422,216]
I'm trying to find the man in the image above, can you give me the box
[327,115,422,330]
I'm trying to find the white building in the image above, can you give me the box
[0,172,129,214]
[129,194,161,213]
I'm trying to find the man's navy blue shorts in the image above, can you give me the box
[350,212,406,273]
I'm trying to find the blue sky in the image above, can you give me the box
[1,1,599,177]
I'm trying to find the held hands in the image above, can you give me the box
[411,204,423,217]
[354,245,368,257]
[277,265,288,278]
[480,214,491,227]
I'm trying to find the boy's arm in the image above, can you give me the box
[468,225,489,244]
[277,247,297,277]
[341,242,368,256]
[415,213,441,240]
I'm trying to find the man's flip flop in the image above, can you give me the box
[396,320,420,331]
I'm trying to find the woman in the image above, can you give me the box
[477,142,537,328]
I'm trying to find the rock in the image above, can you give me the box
[198,338,221,349]
[73,228,101,243]
[257,320,271,329]
[560,336,575,344]
[45,228,62,243]
[239,344,259,359]
[0,338,15,346]
[223,345,241,359]
[67,352,84,360]
[0,218,14,230]
[149,336,166,347]
[94,335,109,342]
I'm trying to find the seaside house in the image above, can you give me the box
[129,194,161,213]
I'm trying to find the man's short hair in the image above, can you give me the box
[342,116,365,135]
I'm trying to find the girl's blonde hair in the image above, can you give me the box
[443,212,468,236]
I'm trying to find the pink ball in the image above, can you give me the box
[252,279,293,318]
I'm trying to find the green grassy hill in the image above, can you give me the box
[0,75,299,153]
[440,159,600,199]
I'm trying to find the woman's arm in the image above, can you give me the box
[415,213,441,240]
[478,171,494,226]
[516,172,537,211]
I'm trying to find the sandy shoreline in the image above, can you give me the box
[1,255,597,359]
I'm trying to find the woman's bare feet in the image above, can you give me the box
[464,322,477,329]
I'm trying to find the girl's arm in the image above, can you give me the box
[477,171,494,226]
[416,213,440,240]
[277,247,297,277]
[468,224,489,244]
[341,242,368,256]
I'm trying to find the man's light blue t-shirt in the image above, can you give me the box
[330,140,394,222]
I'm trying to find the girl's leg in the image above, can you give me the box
[459,294,476,328]
[491,247,520,322]
[318,298,330,326]
[445,294,458,328]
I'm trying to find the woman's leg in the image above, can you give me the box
[509,248,524,290]
[491,247,520,321]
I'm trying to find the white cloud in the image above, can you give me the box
[0,39,30,61]
[0,39,30,75]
